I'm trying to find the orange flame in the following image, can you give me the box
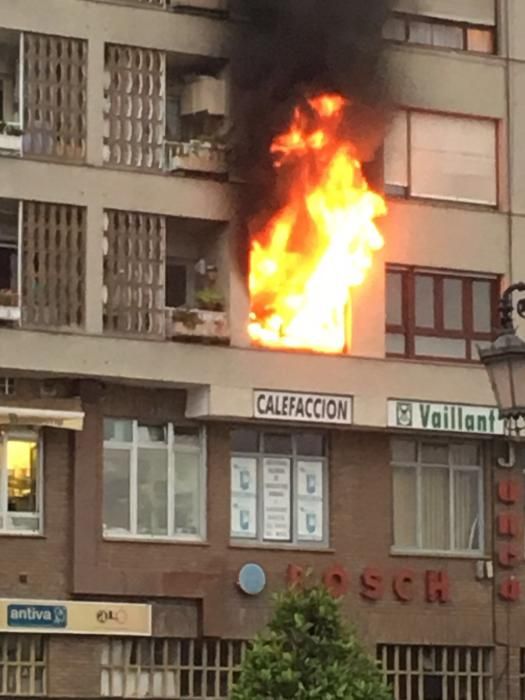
[248,94,387,354]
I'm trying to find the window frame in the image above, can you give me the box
[391,438,484,557]
[383,12,496,55]
[103,418,207,543]
[384,109,499,207]
[0,429,43,536]
[165,256,196,309]
[230,429,330,549]
[386,265,500,362]
[0,633,47,696]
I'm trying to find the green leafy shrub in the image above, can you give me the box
[231,585,391,700]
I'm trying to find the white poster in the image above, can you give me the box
[231,457,257,538]
[263,458,291,541]
[297,460,324,541]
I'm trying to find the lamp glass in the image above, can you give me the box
[485,356,514,415]
[510,356,525,413]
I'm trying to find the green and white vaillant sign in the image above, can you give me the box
[388,399,504,436]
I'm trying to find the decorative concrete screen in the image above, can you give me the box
[103,210,166,337]
[103,45,166,170]
[21,202,86,330]
[23,33,87,162]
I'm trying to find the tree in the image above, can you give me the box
[231,584,391,700]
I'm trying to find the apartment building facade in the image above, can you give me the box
[0,0,523,698]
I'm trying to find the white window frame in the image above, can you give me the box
[384,109,498,206]
[230,431,329,548]
[391,438,484,557]
[103,419,206,543]
[0,429,43,536]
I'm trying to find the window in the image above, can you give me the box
[383,14,495,54]
[0,634,46,696]
[378,645,493,700]
[101,638,248,699]
[384,111,497,205]
[0,431,41,534]
[103,419,205,540]
[0,199,19,307]
[166,258,195,308]
[391,439,483,554]
[386,267,498,361]
[230,429,328,545]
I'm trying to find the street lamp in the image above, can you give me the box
[479,282,525,434]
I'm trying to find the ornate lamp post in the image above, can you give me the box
[479,283,525,437]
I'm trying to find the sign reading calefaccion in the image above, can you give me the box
[254,390,353,425]
[388,399,504,435]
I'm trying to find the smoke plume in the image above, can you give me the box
[230,0,393,274]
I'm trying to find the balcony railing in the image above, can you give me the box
[0,291,20,323]
[165,140,227,176]
[166,307,229,344]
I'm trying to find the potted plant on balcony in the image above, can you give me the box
[195,286,225,312]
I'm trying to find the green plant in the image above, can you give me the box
[0,122,23,137]
[231,584,391,700]
[195,287,224,312]
[172,308,202,330]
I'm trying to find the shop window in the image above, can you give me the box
[0,634,46,696]
[383,14,495,54]
[230,429,328,546]
[384,110,497,206]
[103,419,205,540]
[101,638,249,699]
[391,439,483,555]
[386,266,498,361]
[378,645,493,700]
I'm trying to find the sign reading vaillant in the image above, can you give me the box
[388,399,504,435]
[0,600,151,636]
[254,390,353,425]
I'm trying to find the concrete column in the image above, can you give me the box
[85,200,104,334]
[86,35,105,167]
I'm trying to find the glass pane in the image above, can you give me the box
[137,448,168,536]
[410,112,497,205]
[443,278,463,331]
[231,428,259,453]
[386,271,403,326]
[383,17,406,41]
[432,24,463,49]
[415,336,467,359]
[384,112,409,187]
[386,333,406,355]
[408,20,432,44]
[391,439,417,463]
[137,424,167,444]
[454,469,480,550]
[393,467,417,547]
[263,433,292,455]
[421,442,448,464]
[7,438,38,513]
[421,468,450,550]
[295,433,325,457]
[467,28,494,53]
[473,280,492,333]
[104,418,132,443]
[451,443,481,466]
[173,427,200,448]
[103,448,131,533]
[174,451,201,535]
[415,276,435,328]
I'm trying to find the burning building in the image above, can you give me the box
[0,0,520,699]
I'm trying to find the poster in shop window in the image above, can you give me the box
[231,457,257,538]
[297,460,324,541]
[263,458,291,541]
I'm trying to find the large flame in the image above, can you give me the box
[248,94,387,354]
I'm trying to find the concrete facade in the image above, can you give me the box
[0,0,523,698]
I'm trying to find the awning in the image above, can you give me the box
[0,406,84,431]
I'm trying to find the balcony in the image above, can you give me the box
[165,140,227,176]
[166,307,229,344]
[0,29,22,158]
[0,123,22,156]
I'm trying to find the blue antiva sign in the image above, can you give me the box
[254,390,353,425]
[8,604,67,629]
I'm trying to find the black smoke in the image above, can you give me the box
[230,0,393,275]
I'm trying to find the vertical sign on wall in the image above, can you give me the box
[263,458,291,541]
[297,460,324,541]
[495,446,523,602]
[231,457,258,538]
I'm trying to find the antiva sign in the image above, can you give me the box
[254,390,353,425]
[388,399,504,436]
